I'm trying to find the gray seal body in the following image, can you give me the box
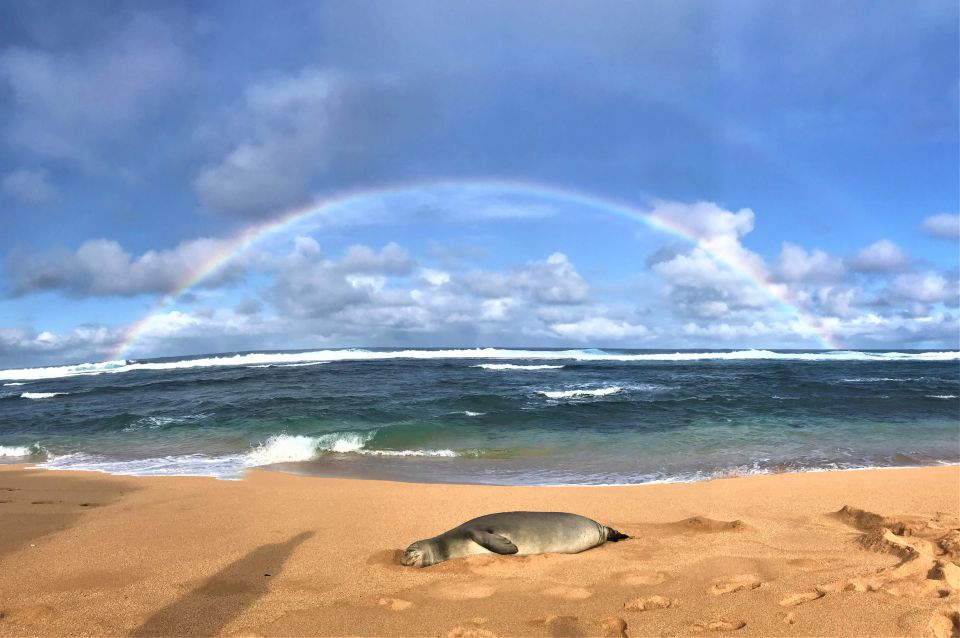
[400,511,629,567]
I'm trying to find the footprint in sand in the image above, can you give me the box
[623,595,675,611]
[779,590,824,607]
[786,558,821,571]
[778,611,797,625]
[709,574,762,595]
[621,570,667,586]
[544,586,592,600]
[531,614,627,638]
[528,615,584,638]
[692,618,746,632]
[446,628,497,638]
[377,597,413,611]
[599,616,628,638]
[929,610,960,638]
[430,583,496,600]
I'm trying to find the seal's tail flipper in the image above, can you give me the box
[604,526,630,542]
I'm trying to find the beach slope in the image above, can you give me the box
[0,465,957,637]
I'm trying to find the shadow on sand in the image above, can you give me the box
[0,468,135,559]
[131,531,314,637]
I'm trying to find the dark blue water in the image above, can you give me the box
[0,348,957,484]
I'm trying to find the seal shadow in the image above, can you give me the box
[130,531,313,637]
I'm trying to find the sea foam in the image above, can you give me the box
[540,386,623,399]
[0,444,38,457]
[38,429,464,479]
[3,348,958,381]
[474,364,565,370]
[20,392,67,399]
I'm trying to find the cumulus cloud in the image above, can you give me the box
[849,239,910,272]
[5,237,237,297]
[642,199,959,345]
[887,272,957,304]
[1,168,58,204]
[514,253,589,304]
[649,200,755,241]
[0,324,122,367]
[921,213,960,241]
[775,242,845,282]
[269,242,415,318]
[550,316,647,341]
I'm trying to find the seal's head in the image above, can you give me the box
[400,540,437,567]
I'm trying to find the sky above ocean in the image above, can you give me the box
[0,1,957,367]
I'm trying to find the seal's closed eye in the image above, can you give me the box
[469,529,519,554]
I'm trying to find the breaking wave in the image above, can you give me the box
[0,443,45,457]
[37,430,466,479]
[474,364,565,370]
[20,392,68,399]
[540,386,624,399]
[3,348,958,381]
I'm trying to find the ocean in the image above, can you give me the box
[0,348,957,484]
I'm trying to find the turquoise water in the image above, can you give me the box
[0,348,957,484]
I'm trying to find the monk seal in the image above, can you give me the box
[400,511,629,567]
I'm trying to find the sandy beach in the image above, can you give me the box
[0,464,957,637]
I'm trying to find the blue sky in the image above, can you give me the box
[0,0,957,366]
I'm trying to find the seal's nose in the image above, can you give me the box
[399,546,422,567]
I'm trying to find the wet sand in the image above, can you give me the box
[0,464,957,637]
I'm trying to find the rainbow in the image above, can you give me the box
[112,179,839,358]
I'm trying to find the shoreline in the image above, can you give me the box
[1,463,957,636]
[7,456,960,487]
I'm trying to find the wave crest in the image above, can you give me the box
[540,386,623,399]
[474,364,565,370]
[3,348,958,381]
[20,392,68,399]
[0,443,45,457]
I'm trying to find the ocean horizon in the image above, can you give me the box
[1,347,957,485]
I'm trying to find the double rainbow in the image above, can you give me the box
[112,179,839,358]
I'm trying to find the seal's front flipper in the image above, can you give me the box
[469,530,519,554]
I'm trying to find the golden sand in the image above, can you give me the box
[0,464,957,637]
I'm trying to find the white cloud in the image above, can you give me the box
[649,200,755,241]
[1,168,59,204]
[775,242,845,282]
[6,237,237,297]
[0,324,122,367]
[550,316,647,341]
[921,213,960,241]
[888,272,956,304]
[515,252,589,304]
[849,239,909,272]
[419,268,451,286]
[652,247,770,313]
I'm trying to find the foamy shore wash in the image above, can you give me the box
[2,347,959,381]
[3,432,957,483]
[2,432,465,479]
